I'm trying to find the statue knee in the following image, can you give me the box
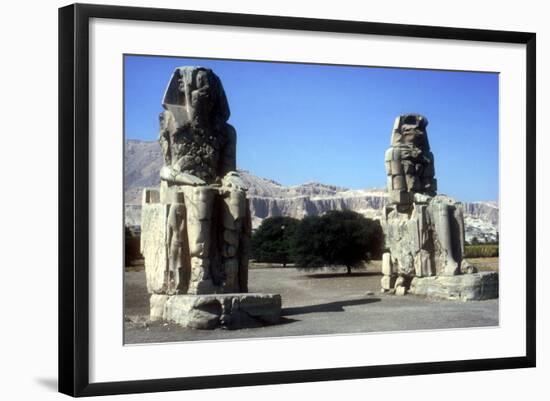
[189,242,207,258]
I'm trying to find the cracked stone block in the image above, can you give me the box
[141,203,170,294]
[395,286,407,296]
[382,252,393,276]
[158,293,281,329]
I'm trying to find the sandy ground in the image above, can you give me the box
[124,262,499,344]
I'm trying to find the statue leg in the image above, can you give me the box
[167,203,187,294]
[380,252,396,293]
[222,189,246,293]
[238,199,251,293]
[432,201,459,276]
[183,186,216,294]
[453,205,478,274]
[453,205,466,260]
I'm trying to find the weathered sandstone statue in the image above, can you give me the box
[141,67,280,328]
[381,114,498,300]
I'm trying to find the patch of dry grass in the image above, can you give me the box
[468,257,499,272]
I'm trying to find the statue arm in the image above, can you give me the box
[160,165,206,186]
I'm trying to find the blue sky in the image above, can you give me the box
[124,55,499,202]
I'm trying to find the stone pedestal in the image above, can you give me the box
[409,272,499,301]
[150,293,282,329]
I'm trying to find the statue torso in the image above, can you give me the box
[168,125,227,184]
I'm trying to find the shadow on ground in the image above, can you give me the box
[303,272,380,279]
[282,297,380,316]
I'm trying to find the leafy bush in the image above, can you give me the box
[291,210,384,274]
[247,211,385,272]
[290,215,327,268]
[251,216,300,266]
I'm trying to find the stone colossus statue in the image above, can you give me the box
[141,66,251,296]
[382,114,475,295]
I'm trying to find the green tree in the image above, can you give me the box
[290,215,327,268]
[292,210,384,274]
[251,216,300,266]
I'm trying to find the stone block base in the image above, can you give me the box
[409,272,499,301]
[150,293,281,329]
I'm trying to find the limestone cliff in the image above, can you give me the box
[124,140,498,243]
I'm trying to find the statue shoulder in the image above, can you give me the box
[159,110,176,131]
[223,123,237,146]
[159,110,179,144]
[225,123,236,136]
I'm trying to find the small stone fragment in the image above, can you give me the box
[395,286,407,296]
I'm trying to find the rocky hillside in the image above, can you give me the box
[125,140,499,243]
[125,140,164,204]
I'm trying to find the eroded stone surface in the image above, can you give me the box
[149,294,170,321]
[385,113,436,204]
[140,202,169,294]
[410,272,499,301]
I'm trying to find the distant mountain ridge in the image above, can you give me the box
[125,140,499,243]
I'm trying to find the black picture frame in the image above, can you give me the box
[58,3,536,397]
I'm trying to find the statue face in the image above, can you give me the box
[177,74,186,93]
[195,70,210,89]
[175,70,214,120]
[399,116,428,148]
[176,69,211,93]
[163,67,230,127]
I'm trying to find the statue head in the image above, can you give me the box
[390,113,430,150]
[162,66,230,127]
[386,113,437,206]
